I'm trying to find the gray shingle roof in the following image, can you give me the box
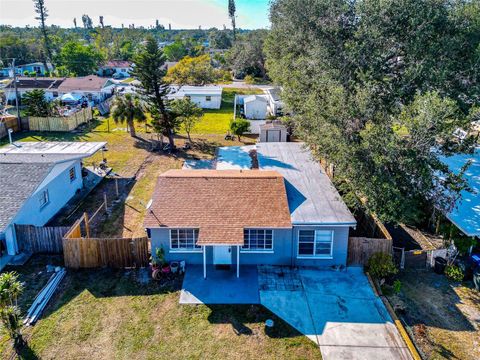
[0,163,53,232]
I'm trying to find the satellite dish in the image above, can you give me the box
[146,199,153,210]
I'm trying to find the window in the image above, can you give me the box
[206,96,212,102]
[33,66,41,73]
[69,167,76,182]
[39,189,49,208]
[53,91,58,97]
[170,229,201,252]
[242,229,273,252]
[121,68,126,72]
[297,230,333,258]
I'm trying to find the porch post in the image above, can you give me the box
[236,245,240,278]
[203,246,207,279]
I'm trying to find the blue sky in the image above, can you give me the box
[0,0,271,29]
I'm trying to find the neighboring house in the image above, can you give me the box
[265,87,284,116]
[167,86,222,109]
[97,60,133,78]
[17,62,53,76]
[440,147,480,238]
[144,142,356,278]
[3,77,65,104]
[243,95,269,119]
[0,62,53,78]
[57,75,114,104]
[0,142,107,262]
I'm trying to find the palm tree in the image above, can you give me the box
[111,94,146,137]
[0,272,24,352]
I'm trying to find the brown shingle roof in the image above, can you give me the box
[57,75,108,92]
[144,170,292,245]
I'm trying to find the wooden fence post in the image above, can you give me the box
[84,212,91,239]
[104,192,108,212]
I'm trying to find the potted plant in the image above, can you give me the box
[156,247,170,273]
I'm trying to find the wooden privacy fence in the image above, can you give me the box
[15,224,70,253]
[62,212,149,269]
[28,107,93,132]
[347,237,393,266]
[0,115,19,139]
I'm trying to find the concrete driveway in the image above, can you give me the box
[259,267,412,360]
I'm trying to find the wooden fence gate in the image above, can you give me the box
[15,224,70,253]
[347,237,393,266]
[62,213,149,269]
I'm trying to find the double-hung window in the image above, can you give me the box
[206,96,212,102]
[297,230,333,258]
[242,229,273,252]
[170,229,201,252]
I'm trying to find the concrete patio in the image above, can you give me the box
[179,265,260,305]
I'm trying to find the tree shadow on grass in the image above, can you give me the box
[206,304,309,340]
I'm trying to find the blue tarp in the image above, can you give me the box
[440,147,480,236]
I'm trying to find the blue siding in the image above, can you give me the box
[149,225,350,267]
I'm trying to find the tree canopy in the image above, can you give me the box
[57,40,103,76]
[166,54,219,85]
[265,0,480,224]
[228,30,268,79]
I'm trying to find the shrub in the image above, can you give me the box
[23,70,29,76]
[29,71,37,77]
[244,74,255,85]
[393,279,402,294]
[230,118,250,141]
[445,265,463,282]
[366,252,398,280]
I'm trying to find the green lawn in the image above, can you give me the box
[187,87,263,135]
[1,256,320,359]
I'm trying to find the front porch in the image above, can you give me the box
[180,265,260,305]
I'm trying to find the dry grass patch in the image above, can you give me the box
[387,269,480,360]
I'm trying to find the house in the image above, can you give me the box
[3,77,65,104]
[144,142,356,278]
[97,60,132,78]
[243,95,269,119]
[440,147,480,238]
[57,75,114,104]
[167,86,222,109]
[17,62,53,76]
[265,87,284,116]
[0,141,107,263]
[0,62,53,78]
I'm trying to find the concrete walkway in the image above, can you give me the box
[260,267,412,360]
[180,265,260,305]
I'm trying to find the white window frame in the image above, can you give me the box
[241,229,274,253]
[39,189,49,208]
[297,229,334,259]
[69,167,76,182]
[169,228,202,253]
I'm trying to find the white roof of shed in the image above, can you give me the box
[244,95,268,103]
[440,148,480,237]
[216,143,356,226]
[169,85,222,97]
[0,141,107,163]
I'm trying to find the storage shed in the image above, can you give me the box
[244,95,268,120]
[259,121,288,142]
